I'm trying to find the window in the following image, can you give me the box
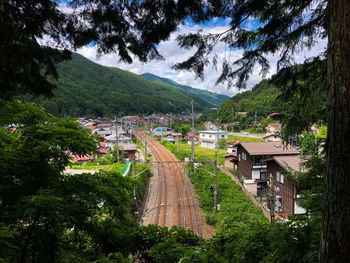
[275,196,282,212]
[260,169,267,179]
[221,135,225,138]
[209,135,212,138]
[252,169,260,179]
[276,171,284,184]
[238,154,241,161]
[242,152,247,160]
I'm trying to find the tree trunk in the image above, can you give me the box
[320,0,350,261]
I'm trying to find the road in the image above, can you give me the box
[135,131,214,239]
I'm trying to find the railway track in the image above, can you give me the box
[152,148,168,227]
[160,146,197,231]
[135,130,202,236]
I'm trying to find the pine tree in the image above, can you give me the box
[1,0,350,260]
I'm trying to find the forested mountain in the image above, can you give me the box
[140,73,230,106]
[217,79,287,121]
[217,59,327,128]
[31,54,213,117]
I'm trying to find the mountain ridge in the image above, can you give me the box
[140,73,230,106]
[31,53,214,117]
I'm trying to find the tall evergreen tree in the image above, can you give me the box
[1,0,350,261]
[171,1,349,261]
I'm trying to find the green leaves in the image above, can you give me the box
[0,101,138,261]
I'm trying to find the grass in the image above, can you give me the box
[161,140,227,164]
[69,162,127,173]
[69,159,151,175]
[227,135,264,143]
[188,165,268,228]
[225,167,237,175]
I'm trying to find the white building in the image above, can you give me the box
[198,130,228,149]
[105,134,132,148]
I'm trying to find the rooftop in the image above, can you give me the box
[224,152,237,158]
[198,130,228,134]
[123,144,137,151]
[238,141,300,156]
[272,155,306,172]
[268,122,282,127]
[69,154,91,162]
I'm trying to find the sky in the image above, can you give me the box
[77,18,327,97]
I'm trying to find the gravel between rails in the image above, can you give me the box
[135,131,214,239]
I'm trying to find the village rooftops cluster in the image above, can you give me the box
[70,118,139,164]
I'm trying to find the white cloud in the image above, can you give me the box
[77,22,327,98]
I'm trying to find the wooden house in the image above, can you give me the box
[264,155,307,216]
[236,142,300,200]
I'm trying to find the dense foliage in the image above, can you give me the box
[189,161,321,262]
[0,101,227,262]
[2,0,348,260]
[140,73,229,106]
[28,53,213,117]
[217,79,286,122]
[217,60,327,136]
[0,101,133,261]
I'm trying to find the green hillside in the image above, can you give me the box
[217,79,287,121]
[217,59,327,129]
[140,73,230,106]
[31,53,213,117]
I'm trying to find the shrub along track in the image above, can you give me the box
[135,131,213,239]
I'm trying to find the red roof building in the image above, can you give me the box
[123,144,138,161]
[69,154,92,164]
[187,132,199,138]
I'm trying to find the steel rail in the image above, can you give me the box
[135,130,202,236]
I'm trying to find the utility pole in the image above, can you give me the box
[114,118,120,163]
[116,122,120,163]
[269,173,275,224]
[254,111,257,125]
[232,107,235,132]
[191,100,195,161]
[314,130,317,153]
[133,158,136,201]
[217,121,220,166]
[144,139,148,163]
[177,131,179,152]
[213,160,218,214]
